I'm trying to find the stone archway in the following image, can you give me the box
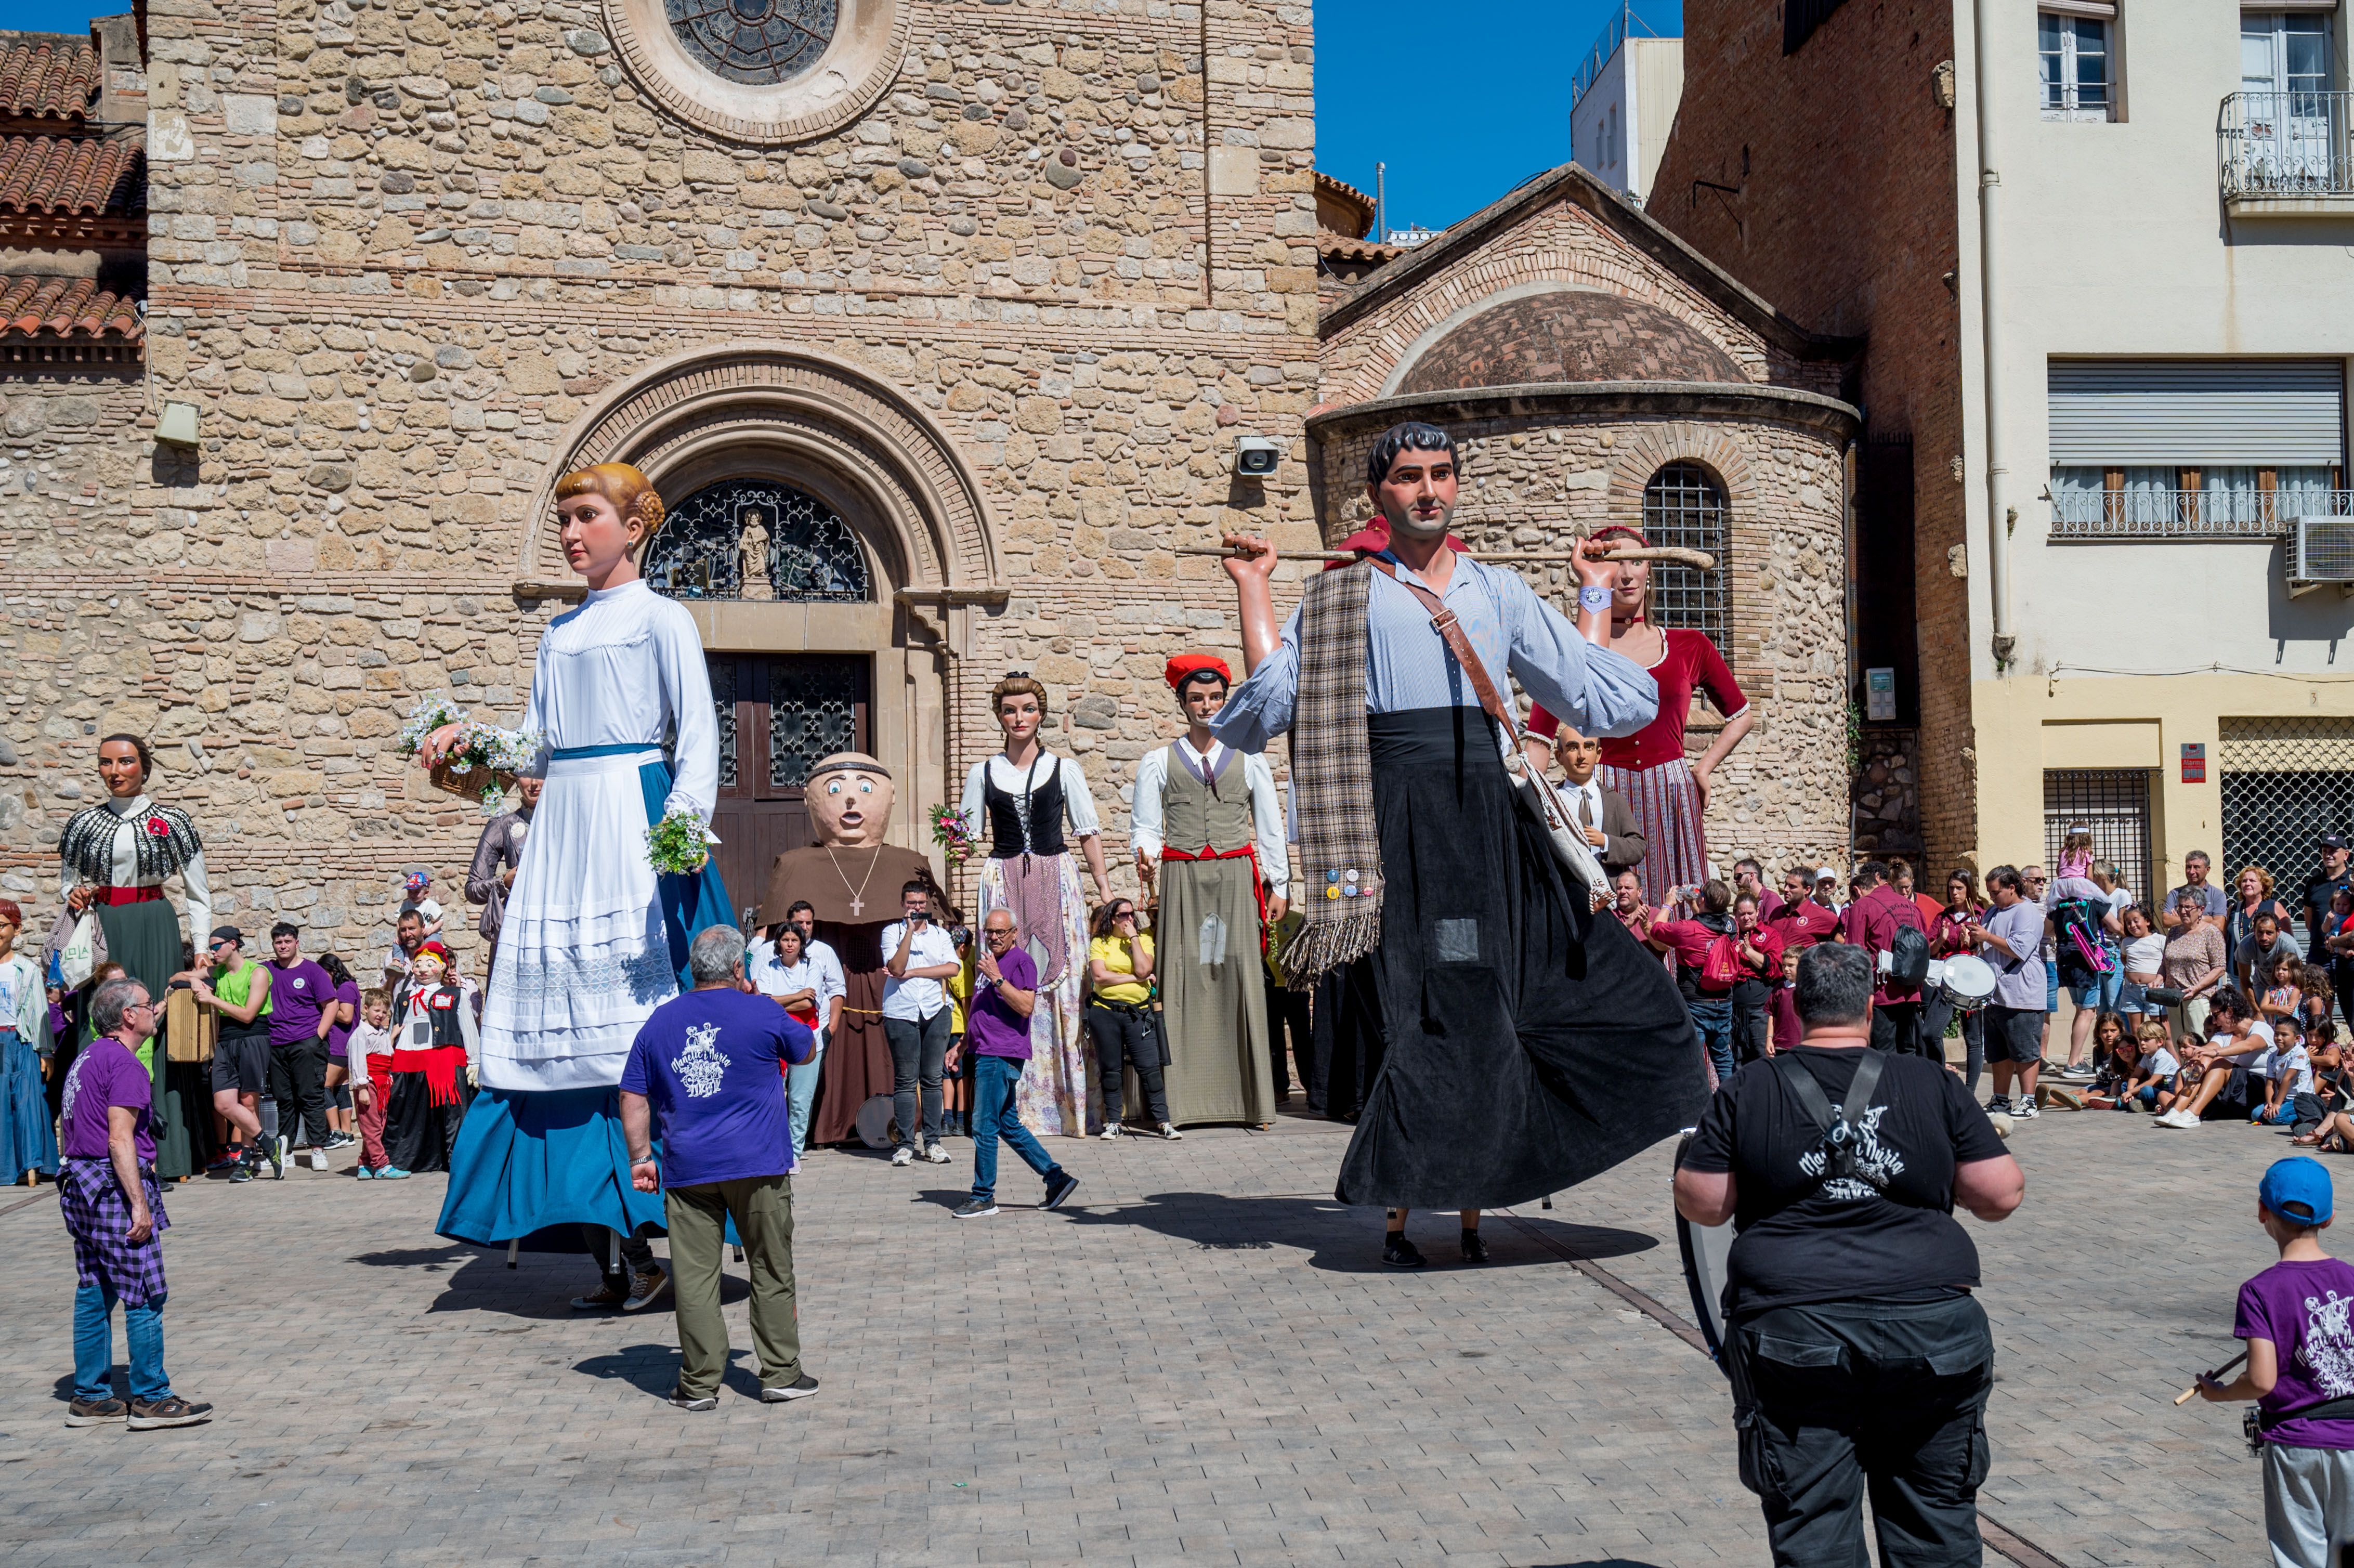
[513,343,1000,883]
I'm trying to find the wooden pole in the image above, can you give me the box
[1174,545,1717,570]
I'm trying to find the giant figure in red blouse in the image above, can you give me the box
[1529,524,1756,908]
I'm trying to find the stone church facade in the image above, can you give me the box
[3,1,1322,956]
[3,2,1862,965]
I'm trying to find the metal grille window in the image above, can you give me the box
[767,656,865,788]
[1641,462,1730,653]
[2220,718,2354,940]
[2043,770,2154,910]
[645,479,871,603]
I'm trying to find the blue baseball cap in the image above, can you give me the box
[2261,1157,2335,1226]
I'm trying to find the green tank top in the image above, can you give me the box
[212,958,272,1028]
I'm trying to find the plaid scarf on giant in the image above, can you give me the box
[1280,563,1383,988]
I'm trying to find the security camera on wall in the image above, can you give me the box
[1233,435,1283,478]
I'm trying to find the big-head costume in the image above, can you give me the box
[755,752,941,1146]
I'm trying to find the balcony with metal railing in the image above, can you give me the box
[2219,89,2354,214]
[2049,486,2354,541]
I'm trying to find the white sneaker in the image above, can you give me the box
[1098,1125,1120,1140]
[309,1148,329,1172]
[1157,1123,1183,1141]
[923,1142,950,1165]
[890,1145,915,1167]
[2011,1101,2039,1119]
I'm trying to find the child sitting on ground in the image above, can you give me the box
[2125,1018,2183,1114]
[2196,1158,2354,1568]
[2256,1017,2313,1127]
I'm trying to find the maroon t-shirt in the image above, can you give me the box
[1842,884,1928,1004]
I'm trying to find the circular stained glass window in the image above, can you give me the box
[663,0,838,85]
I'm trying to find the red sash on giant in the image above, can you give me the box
[1160,842,1268,936]
[389,1046,468,1106]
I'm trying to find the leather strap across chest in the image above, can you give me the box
[1362,558,1526,746]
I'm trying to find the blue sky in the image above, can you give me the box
[11,0,1677,230]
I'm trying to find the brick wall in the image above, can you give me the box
[1651,0,1973,870]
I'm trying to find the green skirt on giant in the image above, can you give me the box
[95,897,206,1180]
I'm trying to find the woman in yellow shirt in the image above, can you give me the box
[1086,899,1177,1139]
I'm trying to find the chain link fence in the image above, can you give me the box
[2220,718,2354,945]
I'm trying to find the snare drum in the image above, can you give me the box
[1936,953,1997,1013]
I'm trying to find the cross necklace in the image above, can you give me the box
[826,846,884,918]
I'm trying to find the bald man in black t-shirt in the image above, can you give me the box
[1676,943,2025,1568]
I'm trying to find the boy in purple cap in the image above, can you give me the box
[2199,1157,2354,1564]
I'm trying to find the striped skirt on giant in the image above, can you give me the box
[1600,756,1710,908]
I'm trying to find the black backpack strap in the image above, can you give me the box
[2259,1395,2354,1432]
[1774,1050,1888,1132]
[1775,1053,1840,1134]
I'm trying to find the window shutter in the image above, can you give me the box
[2048,360,2346,465]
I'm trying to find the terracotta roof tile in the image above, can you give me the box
[0,274,141,342]
[0,36,97,124]
[0,134,142,216]
[1315,231,1406,266]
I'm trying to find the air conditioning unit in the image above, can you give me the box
[2289,515,2354,597]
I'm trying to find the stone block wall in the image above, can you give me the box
[1,1,1322,967]
[1309,400,1854,880]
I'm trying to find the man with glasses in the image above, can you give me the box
[2166,851,2230,934]
[2020,866,2061,1072]
[881,881,959,1168]
[58,976,212,1429]
[192,926,277,1182]
[953,911,1079,1219]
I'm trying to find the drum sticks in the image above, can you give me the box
[2175,1351,2247,1405]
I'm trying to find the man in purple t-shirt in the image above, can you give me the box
[58,976,211,1430]
[953,911,1078,1220]
[265,922,337,1167]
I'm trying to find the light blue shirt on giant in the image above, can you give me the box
[1211,551,1659,751]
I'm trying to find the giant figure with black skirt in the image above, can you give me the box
[1213,421,1706,1265]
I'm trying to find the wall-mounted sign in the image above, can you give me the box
[1865,667,1896,723]
[2182,742,2207,785]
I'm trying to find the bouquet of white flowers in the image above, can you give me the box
[644,808,712,876]
[395,692,541,812]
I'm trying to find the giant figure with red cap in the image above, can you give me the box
[1212,420,1706,1266]
[1128,652,1290,1129]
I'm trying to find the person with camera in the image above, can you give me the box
[1675,942,2023,1567]
[882,881,959,1168]
[1085,898,1176,1140]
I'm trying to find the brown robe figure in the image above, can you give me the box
[756,752,944,1147]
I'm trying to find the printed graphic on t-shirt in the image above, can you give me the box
[2303,1289,2354,1396]
[60,1051,87,1128]
[1796,1106,1906,1200]
[673,1021,725,1099]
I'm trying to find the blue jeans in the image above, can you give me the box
[971,1053,1062,1203]
[1690,997,1736,1086]
[787,1029,825,1154]
[73,1282,169,1404]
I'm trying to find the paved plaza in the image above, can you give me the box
[0,1104,2297,1567]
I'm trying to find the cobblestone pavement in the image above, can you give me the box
[0,1101,2296,1566]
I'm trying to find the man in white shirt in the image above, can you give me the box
[880,882,960,1167]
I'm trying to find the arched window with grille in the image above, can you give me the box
[1640,462,1730,652]
[643,478,872,603]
